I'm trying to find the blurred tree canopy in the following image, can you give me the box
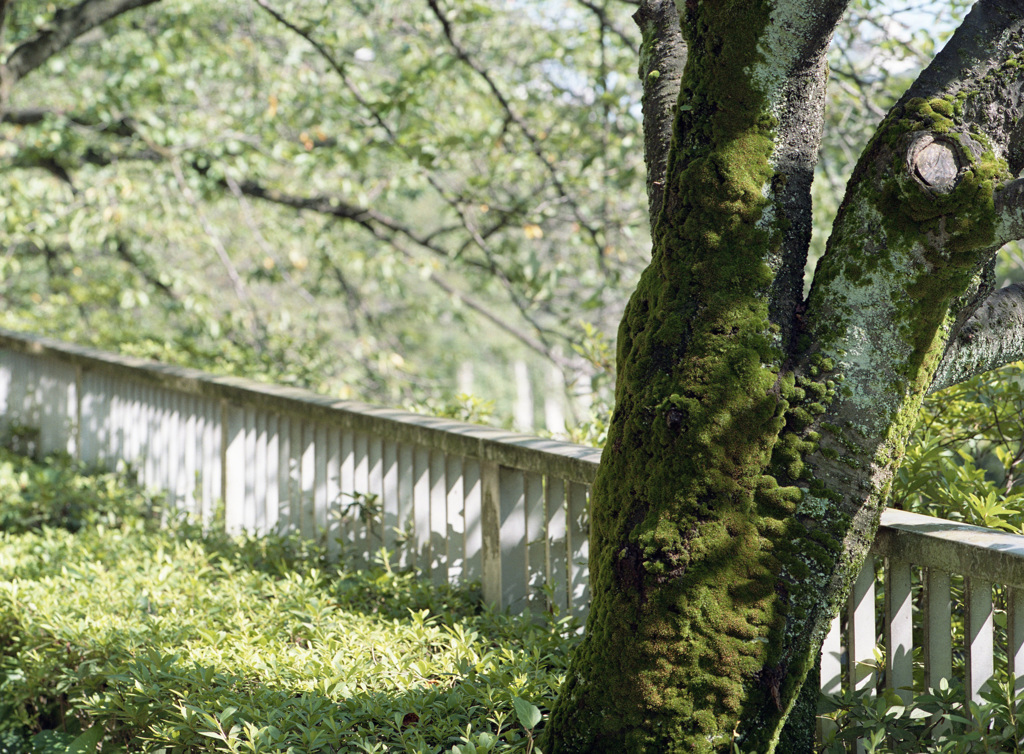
[0,0,1007,431]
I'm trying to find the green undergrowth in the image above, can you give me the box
[0,450,577,753]
[819,679,1024,753]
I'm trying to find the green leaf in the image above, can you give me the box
[66,726,105,754]
[513,696,542,730]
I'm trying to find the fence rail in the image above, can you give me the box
[1,328,1024,717]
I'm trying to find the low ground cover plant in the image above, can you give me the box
[0,450,576,753]
[7,364,1024,752]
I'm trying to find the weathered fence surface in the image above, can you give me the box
[1,327,1023,714]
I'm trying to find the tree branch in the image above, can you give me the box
[749,0,851,351]
[112,237,178,301]
[931,283,1024,392]
[0,0,162,110]
[995,177,1024,247]
[422,0,609,269]
[575,0,637,56]
[232,177,569,367]
[633,0,685,228]
[898,0,1024,163]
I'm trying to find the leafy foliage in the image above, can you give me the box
[0,448,160,534]
[820,680,1024,754]
[0,0,646,426]
[895,362,1024,530]
[0,451,576,753]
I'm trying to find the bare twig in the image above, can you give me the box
[422,0,607,265]
[573,0,637,55]
[169,158,265,344]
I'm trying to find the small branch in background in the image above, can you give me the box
[421,0,607,268]
[574,0,637,56]
[222,172,315,305]
[995,177,1024,248]
[169,157,265,346]
[0,0,11,51]
[931,283,1024,393]
[112,237,179,301]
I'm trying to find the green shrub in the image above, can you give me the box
[0,448,160,534]
[820,678,1024,753]
[0,452,576,753]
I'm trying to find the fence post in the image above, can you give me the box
[223,402,245,534]
[885,558,914,704]
[966,578,994,704]
[481,460,502,606]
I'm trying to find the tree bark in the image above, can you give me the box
[542,1,1024,752]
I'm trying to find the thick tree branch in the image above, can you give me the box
[716,0,849,351]
[899,0,1024,164]
[632,0,684,228]
[0,0,162,110]
[931,283,1024,392]
[995,177,1024,247]
[880,0,1024,349]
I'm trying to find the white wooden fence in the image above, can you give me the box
[1,328,1023,714]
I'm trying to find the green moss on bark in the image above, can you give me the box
[541,3,842,752]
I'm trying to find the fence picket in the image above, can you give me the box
[326,430,341,560]
[430,450,447,585]
[243,407,257,531]
[966,578,994,703]
[568,481,589,620]
[446,455,465,582]
[413,446,431,570]
[463,458,483,583]
[382,441,399,556]
[480,460,501,606]
[1011,588,1024,698]
[924,568,952,691]
[848,559,876,695]
[885,558,914,703]
[546,476,567,615]
[397,443,414,569]
[526,472,545,611]
[499,466,527,611]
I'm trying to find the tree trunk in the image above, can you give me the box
[542,1,1024,752]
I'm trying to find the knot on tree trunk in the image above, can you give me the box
[906,133,964,194]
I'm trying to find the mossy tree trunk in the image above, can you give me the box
[542,1,1024,752]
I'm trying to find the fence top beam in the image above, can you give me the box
[13,326,1024,580]
[0,328,603,483]
[874,508,1024,588]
